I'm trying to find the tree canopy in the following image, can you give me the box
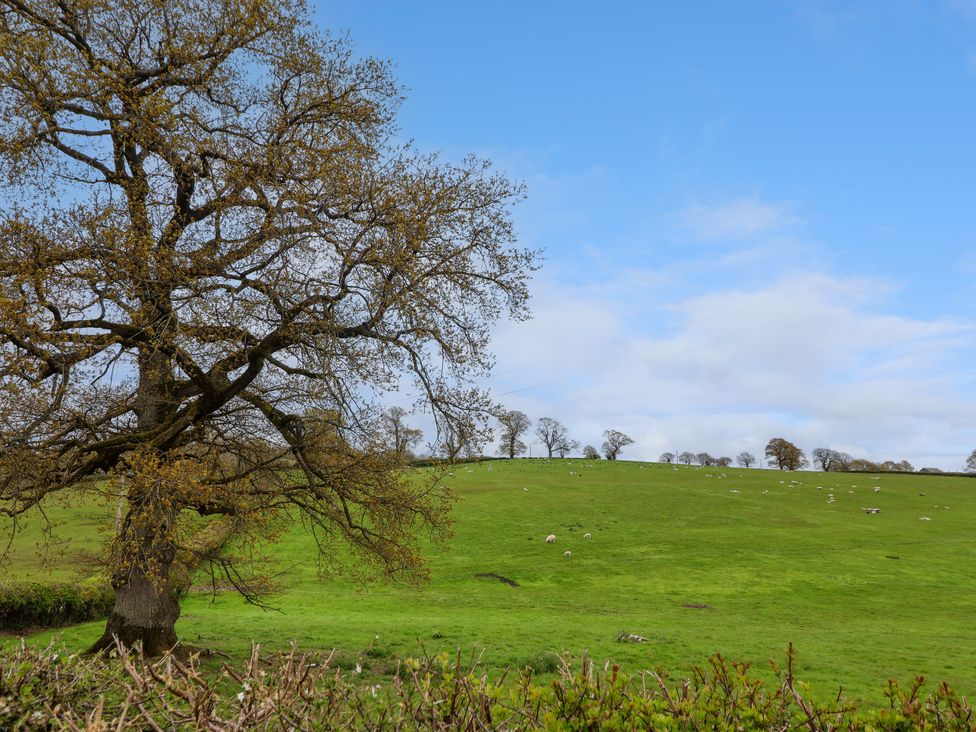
[0,0,536,653]
[601,430,633,461]
[764,438,807,471]
[496,409,531,459]
[535,417,575,459]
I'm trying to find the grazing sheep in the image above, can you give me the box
[863,507,880,514]
[545,534,556,544]
[563,550,572,557]
[873,486,881,493]
[920,516,931,521]
[583,532,592,539]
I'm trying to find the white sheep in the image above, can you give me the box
[545,534,556,544]
[563,550,572,558]
[873,486,881,493]
[583,532,592,539]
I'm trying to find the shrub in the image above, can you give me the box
[0,581,114,630]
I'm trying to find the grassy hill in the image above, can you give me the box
[15,459,976,703]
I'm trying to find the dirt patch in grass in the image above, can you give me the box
[475,572,519,587]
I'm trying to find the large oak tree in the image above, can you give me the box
[0,0,535,654]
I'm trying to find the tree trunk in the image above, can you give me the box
[87,553,181,656]
[89,343,182,656]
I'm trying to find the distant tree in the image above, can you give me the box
[497,410,531,459]
[811,448,837,472]
[438,419,480,461]
[880,460,914,473]
[678,451,695,466]
[715,456,732,467]
[764,437,807,471]
[659,452,675,464]
[583,445,601,459]
[832,452,854,471]
[967,449,976,473]
[555,438,580,458]
[695,452,713,467]
[848,458,877,472]
[535,418,573,459]
[736,452,756,468]
[602,430,634,461]
[381,407,423,459]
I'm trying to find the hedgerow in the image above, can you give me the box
[0,642,972,730]
[0,518,234,631]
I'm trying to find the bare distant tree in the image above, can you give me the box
[678,451,695,466]
[555,438,580,458]
[765,438,808,471]
[880,460,914,473]
[811,448,838,472]
[497,410,531,459]
[832,452,854,471]
[967,449,976,473]
[736,452,756,468]
[715,456,732,467]
[601,430,634,461]
[437,418,482,461]
[535,417,573,459]
[695,452,713,467]
[659,452,675,464]
[583,445,601,459]
[381,407,423,459]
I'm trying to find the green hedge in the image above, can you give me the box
[0,517,234,631]
[0,580,114,630]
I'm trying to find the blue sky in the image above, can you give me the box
[315,1,976,469]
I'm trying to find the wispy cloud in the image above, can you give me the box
[671,197,802,242]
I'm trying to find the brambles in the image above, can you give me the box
[1,642,972,730]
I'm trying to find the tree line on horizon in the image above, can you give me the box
[384,408,972,474]
[378,407,636,462]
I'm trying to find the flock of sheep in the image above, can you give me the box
[481,461,951,572]
[544,531,590,557]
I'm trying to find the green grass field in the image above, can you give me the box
[13,460,976,704]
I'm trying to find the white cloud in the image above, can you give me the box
[485,272,976,470]
[671,197,801,242]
